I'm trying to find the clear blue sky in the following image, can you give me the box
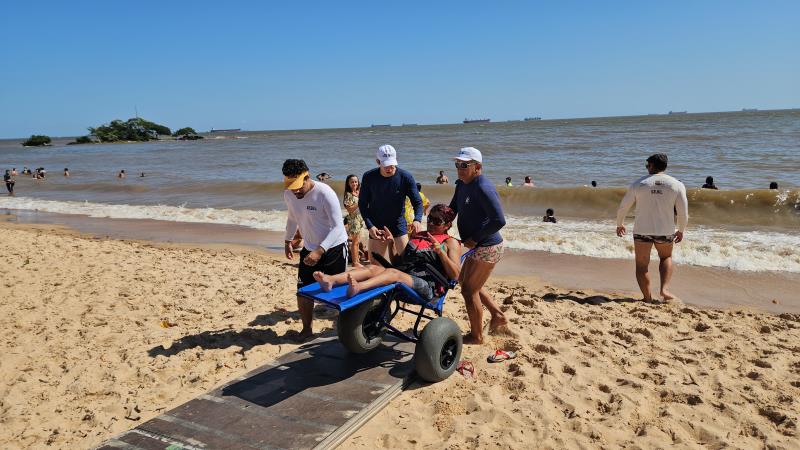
[1,1,798,138]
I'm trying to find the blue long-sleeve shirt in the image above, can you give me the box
[359,167,422,236]
[449,175,506,246]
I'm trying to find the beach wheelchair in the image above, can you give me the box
[297,254,463,383]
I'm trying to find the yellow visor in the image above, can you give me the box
[284,171,309,190]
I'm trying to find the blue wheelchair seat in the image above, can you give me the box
[298,282,396,312]
[298,281,447,315]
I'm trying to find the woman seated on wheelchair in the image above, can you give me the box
[314,204,462,300]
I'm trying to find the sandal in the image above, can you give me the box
[456,361,475,379]
[487,349,517,363]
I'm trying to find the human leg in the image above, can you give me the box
[349,233,363,268]
[633,240,654,301]
[459,257,498,345]
[479,288,507,331]
[654,242,675,300]
[314,265,385,291]
[368,238,391,262]
[296,295,314,340]
[347,268,413,297]
[393,234,409,255]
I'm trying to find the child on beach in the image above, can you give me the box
[314,204,461,300]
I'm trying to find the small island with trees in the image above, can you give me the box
[23,118,206,147]
[67,118,204,145]
[21,135,52,147]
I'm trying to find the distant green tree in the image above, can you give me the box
[73,136,94,144]
[173,127,197,136]
[22,135,51,146]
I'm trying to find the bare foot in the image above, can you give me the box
[296,328,314,342]
[462,334,484,345]
[488,314,508,333]
[660,290,676,301]
[313,271,334,292]
[346,273,362,297]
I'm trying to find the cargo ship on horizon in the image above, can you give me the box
[209,128,242,133]
[463,118,490,124]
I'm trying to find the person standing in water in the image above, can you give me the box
[616,153,688,303]
[4,170,15,196]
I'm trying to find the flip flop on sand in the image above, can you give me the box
[456,361,475,379]
[487,349,517,363]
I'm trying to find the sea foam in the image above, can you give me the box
[1,197,798,273]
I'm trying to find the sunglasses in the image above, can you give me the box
[454,161,475,169]
[428,218,446,226]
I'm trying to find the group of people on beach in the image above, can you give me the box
[282,145,508,344]
[280,146,703,343]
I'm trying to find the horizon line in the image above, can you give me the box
[2,107,798,141]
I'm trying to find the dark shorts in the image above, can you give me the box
[298,243,348,288]
[633,234,675,244]
[409,274,434,301]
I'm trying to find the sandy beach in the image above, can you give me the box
[1,218,798,449]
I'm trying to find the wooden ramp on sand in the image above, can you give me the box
[97,337,415,450]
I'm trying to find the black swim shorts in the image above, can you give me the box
[633,234,676,244]
[297,243,348,288]
[409,274,434,301]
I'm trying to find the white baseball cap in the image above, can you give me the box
[454,147,482,163]
[376,144,398,167]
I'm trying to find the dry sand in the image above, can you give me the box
[1,221,798,449]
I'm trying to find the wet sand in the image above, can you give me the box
[6,209,800,314]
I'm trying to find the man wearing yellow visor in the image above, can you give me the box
[282,159,349,340]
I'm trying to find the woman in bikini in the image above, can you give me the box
[313,204,461,300]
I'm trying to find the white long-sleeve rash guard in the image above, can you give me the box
[284,182,348,251]
[616,173,689,236]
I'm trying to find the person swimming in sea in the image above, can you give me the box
[543,208,557,223]
[702,176,718,190]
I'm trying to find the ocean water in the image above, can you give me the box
[2,110,799,272]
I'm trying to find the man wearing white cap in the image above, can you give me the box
[358,144,424,259]
[282,159,349,340]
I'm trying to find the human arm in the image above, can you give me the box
[343,192,359,214]
[469,182,506,246]
[406,174,423,234]
[358,173,375,231]
[674,183,689,243]
[616,184,635,237]
[283,193,298,260]
[383,226,405,265]
[434,235,461,280]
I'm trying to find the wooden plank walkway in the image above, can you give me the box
[97,337,415,450]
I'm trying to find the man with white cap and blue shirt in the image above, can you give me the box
[359,144,424,259]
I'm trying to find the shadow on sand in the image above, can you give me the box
[541,292,639,306]
[220,338,414,409]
